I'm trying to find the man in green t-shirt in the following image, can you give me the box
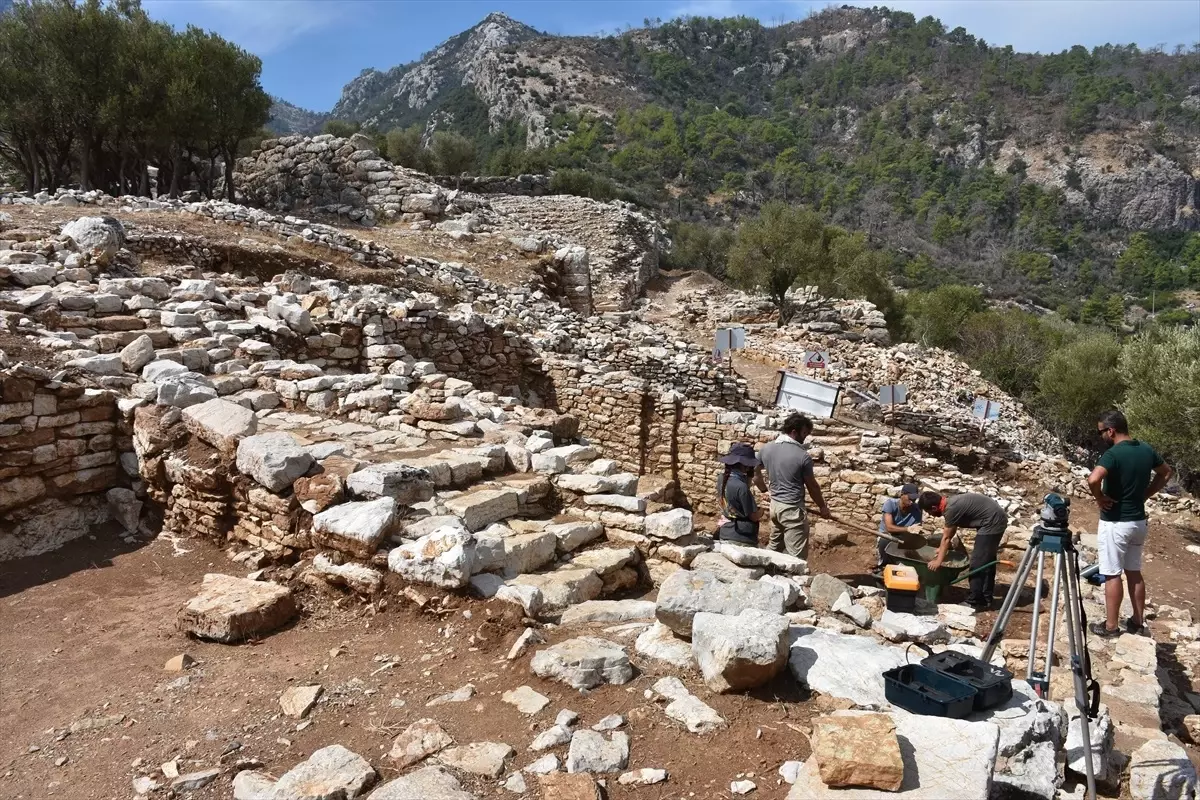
[1086,410,1172,638]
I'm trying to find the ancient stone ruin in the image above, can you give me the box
[2,137,1197,799]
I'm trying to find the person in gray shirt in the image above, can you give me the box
[919,491,1008,609]
[757,413,831,559]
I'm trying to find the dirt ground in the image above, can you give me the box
[4,503,1196,800]
[1,204,545,292]
[0,529,830,800]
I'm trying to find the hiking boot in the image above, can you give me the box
[1089,621,1121,638]
[965,597,992,611]
[1123,618,1147,636]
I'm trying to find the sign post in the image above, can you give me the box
[971,396,1001,437]
[802,350,829,377]
[878,384,908,435]
[714,326,746,373]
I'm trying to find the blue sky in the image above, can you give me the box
[142,0,1200,112]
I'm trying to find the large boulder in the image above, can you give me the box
[635,622,696,670]
[1128,739,1197,800]
[436,742,513,778]
[560,600,657,626]
[789,712,999,800]
[345,463,433,504]
[268,744,376,800]
[183,398,257,455]
[807,574,853,612]
[812,712,904,791]
[366,766,476,800]
[530,637,633,690]
[236,432,315,492]
[156,372,218,408]
[1065,703,1115,784]
[61,215,125,263]
[507,566,602,615]
[312,498,396,558]
[787,627,907,707]
[655,569,788,637]
[714,541,808,575]
[643,508,694,540]
[445,488,519,531]
[691,609,790,693]
[388,527,475,589]
[178,574,296,642]
[566,731,629,774]
[120,334,155,373]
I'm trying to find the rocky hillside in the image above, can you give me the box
[267,97,329,135]
[331,13,546,136]
[321,6,1200,302]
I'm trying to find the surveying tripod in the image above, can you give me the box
[981,500,1101,800]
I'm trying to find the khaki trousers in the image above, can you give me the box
[768,500,810,560]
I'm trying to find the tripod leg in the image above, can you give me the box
[983,543,1039,663]
[1043,552,1064,696]
[1060,554,1097,800]
[1027,550,1046,682]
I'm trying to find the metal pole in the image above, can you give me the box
[1042,552,1064,697]
[982,542,1039,663]
[1026,550,1046,683]
[1060,553,1097,800]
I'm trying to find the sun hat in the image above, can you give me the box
[719,442,760,468]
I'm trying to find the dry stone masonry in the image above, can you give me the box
[2,171,1196,800]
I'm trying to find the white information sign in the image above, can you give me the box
[775,370,841,419]
[972,397,1001,421]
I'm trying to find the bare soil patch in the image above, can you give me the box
[0,533,820,800]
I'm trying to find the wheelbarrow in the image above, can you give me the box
[884,539,1014,603]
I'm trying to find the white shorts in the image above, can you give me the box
[1097,519,1147,576]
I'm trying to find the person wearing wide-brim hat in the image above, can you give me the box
[716,442,765,546]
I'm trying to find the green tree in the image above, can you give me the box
[959,310,1072,402]
[431,131,476,175]
[323,119,361,138]
[664,220,734,277]
[726,203,830,326]
[1035,331,1124,444]
[1115,232,1162,291]
[1119,326,1200,482]
[385,124,429,171]
[0,0,268,197]
[906,284,986,349]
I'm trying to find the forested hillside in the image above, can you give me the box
[329,8,1200,314]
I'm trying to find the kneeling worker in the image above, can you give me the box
[874,483,923,574]
[716,442,765,546]
[919,491,1009,610]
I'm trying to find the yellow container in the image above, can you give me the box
[883,564,920,592]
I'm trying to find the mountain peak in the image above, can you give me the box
[474,11,539,36]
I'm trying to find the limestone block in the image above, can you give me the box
[183,398,257,454]
[178,574,296,643]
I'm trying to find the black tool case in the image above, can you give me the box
[882,664,977,718]
[920,650,1013,710]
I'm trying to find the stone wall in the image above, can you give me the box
[0,364,130,559]
[488,194,665,313]
[235,135,449,226]
[431,174,551,196]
